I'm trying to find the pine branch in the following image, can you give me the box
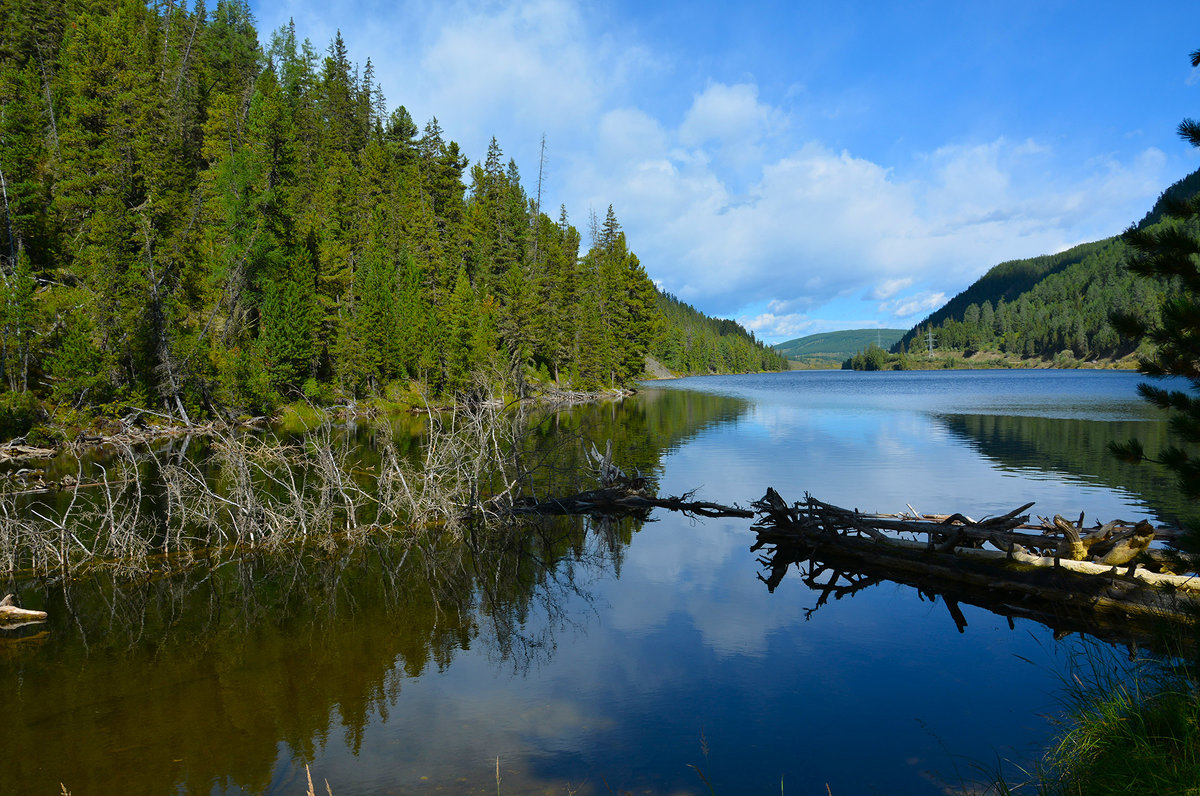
[1108,439,1146,464]
[1180,118,1200,149]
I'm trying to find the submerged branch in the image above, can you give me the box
[507,488,752,519]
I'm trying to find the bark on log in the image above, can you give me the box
[0,594,47,623]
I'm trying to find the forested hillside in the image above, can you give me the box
[890,170,1200,364]
[652,292,787,374]
[0,0,782,436]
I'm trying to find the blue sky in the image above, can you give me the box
[248,0,1200,342]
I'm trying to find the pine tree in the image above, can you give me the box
[0,3,781,422]
[1111,47,1200,519]
[259,268,316,393]
[444,267,476,395]
[0,247,38,391]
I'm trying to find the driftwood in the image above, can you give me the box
[0,443,57,463]
[1052,515,1156,565]
[504,441,752,520]
[509,488,753,519]
[0,594,47,624]
[750,489,1200,627]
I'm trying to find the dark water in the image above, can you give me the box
[2,369,1183,795]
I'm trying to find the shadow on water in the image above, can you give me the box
[1,387,750,796]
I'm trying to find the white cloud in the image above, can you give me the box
[767,297,815,314]
[678,82,786,176]
[877,291,947,320]
[740,312,815,340]
[417,0,604,137]
[571,109,1170,334]
[252,0,1177,339]
[596,108,670,163]
[870,278,913,300]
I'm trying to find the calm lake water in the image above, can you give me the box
[2,369,1184,795]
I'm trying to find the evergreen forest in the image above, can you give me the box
[876,170,1200,368]
[0,0,785,439]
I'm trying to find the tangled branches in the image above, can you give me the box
[0,399,595,577]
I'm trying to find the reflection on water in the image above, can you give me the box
[3,370,1185,795]
[936,412,1187,525]
[5,520,628,795]
[754,524,1184,654]
[3,388,746,796]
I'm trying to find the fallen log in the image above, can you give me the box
[0,443,57,464]
[0,594,47,624]
[750,489,1200,629]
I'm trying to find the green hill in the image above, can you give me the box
[893,238,1117,354]
[889,168,1200,365]
[775,329,905,364]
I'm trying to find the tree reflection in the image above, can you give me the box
[936,412,1186,524]
[2,386,750,795]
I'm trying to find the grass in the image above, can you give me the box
[276,401,329,434]
[993,642,1200,795]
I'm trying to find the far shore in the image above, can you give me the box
[822,347,1142,372]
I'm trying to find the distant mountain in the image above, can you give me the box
[775,329,906,363]
[1137,167,1200,229]
[891,167,1200,363]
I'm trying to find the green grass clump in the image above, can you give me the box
[1043,678,1200,794]
[997,645,1200,795]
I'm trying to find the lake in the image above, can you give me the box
[2,369,1183,795]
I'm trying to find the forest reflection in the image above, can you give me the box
[2,387,749,796]
[934,411,1186,524]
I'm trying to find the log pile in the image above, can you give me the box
[750,489,1200,631]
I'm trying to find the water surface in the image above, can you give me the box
[3,369,1181,795]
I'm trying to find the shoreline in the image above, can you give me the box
[0,384,639,471]
[834,347,1142,372]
